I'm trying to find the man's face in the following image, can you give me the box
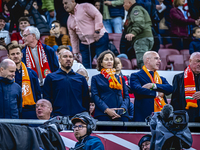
[32,2,38,10]
[123,0,133,11]
[0,63,16,80]
[51,22,60,35]
[8,48,23,65]
[22,29,35,46]
[19,21,30,31]
[36,100,52,120]
[0,19,6,30]
[63,0,75,13]
[59,50,74,70]
[73,122,87,140]
[141,141,150,150]
[193,28,200,39]
[190,54,200,75]
[147,53,161,71]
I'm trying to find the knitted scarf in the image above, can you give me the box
[26,40,51,78]
[142,66,166,112]
[101,68,122,90]
[184,65,198,109]
[21,62,36,107]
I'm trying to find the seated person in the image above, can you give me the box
[89,102,95,117]
[76,68,89,82]
[71,112,105,150]
[11,17,30,48]
[0,14,10,48]
[189,27,200,54]
[36,99,52,120]
[138,134,151,150]
[32,1,47,22]
[44,20,71,51]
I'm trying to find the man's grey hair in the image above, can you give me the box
[25,26,40,40]
[0,59,15,69]
[190,52,200,60]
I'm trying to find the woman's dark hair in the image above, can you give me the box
[96,50,116,71]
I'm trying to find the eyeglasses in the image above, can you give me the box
[141,142,150,148]
[23,33,32,38]
[72,125,87,130]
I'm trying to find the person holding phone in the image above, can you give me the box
[91,50,130,131]
[0,14,10,48]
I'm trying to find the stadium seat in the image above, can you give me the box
[131,58,138,70]
[108,33,122,54]
[0,49,8,63]
[158,49,180,70]
[119,57,132,70]
[92,58,97,69]
[180,49,190,68]
[166,54,184,71]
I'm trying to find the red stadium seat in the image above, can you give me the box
[180,49,190,68]
[131,58,138,70]
[92,58,97,69]
[119,57,132,70]
[0,49,8,63]
[158,49,180,70]
[166,54,184,71]
[108,33,122,54]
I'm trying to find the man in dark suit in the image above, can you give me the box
[130,51,172,122]
[171,52,200,122]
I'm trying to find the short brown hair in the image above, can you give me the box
[7,43,22,54]
[173,0,182,7]
[193,26,200,34]
[18,17,30,24]
[57,45,70,53]
[96,50,116,71]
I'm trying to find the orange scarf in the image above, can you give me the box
[101,68,122,90]
[26,40,51,78]
[21,62,36,107]
[142,66,166,112]
[184,65,198,109]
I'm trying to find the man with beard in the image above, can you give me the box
[43,50,90,117]
[7,43,41,119]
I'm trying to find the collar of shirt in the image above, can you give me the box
[69,3,79,16]
[57,68,76,75]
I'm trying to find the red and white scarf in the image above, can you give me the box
[26,40,51,78]
[184,65,198,109]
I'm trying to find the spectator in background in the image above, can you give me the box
[64,0,109,69]
[43,50,90,117]
[44,20,71,51]
[7,43,41,119]
[170,0,200,51]
[130,51,172,122]
[0,14,10,48]
[36,99,52,120]
[41,0,56,27]
[1,3,11,31]
[189,27,200,54]
[103,0,124,33]
[22,26,59,86]
[121,0,154,68]
[138,134,151,150]
[171,52,200,122]
[94,0,102,12]
[0,59,22,119]
[89,102,95,117]
[76,68,89,82]
[11,17,30,49]
[32,0,47,22]
[91,50,130,131]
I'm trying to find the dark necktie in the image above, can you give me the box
[149,71,154,77]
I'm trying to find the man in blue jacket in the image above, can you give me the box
[43,49,90,117]
[7,43,41,119]
[21,26,59,87]
[70,112,104,150]
[130,51,172,121]
[0,59,22,119]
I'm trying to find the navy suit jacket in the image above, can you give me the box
[130,69,173,122]
[91,74,130,118]
[171,72,200,122]
[22,43,59,73]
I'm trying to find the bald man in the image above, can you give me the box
[76,68,89,82]
[0,59,22,119]
[171,52,200,122]
[43,50,90,117]
[36,99,52,120]
[130,51,172,121]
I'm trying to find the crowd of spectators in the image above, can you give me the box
[0,0,200,134]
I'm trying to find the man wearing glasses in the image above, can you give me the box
[138,134,151,150]
[70,112,104,150]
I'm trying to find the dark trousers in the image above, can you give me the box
[80,32,109,68]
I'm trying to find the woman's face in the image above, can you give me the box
[101,53,114,69]
[179,0,185,6]
[115,58,122,72]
